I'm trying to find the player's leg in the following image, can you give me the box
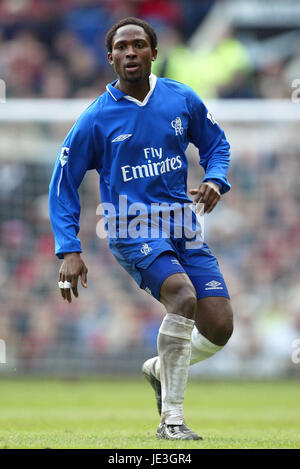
[176,238,233,366]
[144,297,233,416]
[146,296,233,378]
[156,272,202,440]
[143,249,233,418]
[137,252,202,439]
[144,297,233,382]
[110,240,202,439]
[146,295,233,383]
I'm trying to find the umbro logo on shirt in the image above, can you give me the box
[205,280,223,290]
[112,134,132,143]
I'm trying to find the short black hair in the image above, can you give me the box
[105,17,158,53]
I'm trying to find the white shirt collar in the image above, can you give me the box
[124,74,157,107]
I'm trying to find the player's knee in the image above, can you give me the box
[215,317,233,345]
[177,288,197,320]
[160,277,197,320]
[211,308,234,346]
[197,297,234,346]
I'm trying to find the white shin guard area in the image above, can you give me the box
[158,313,194,425]
[150,326,224,382]
[190,327,223,365]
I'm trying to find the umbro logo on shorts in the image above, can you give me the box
[112,134,132,143]
[205,280,223,290]
[171,259,180,265]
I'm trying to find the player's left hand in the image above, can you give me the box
[58,252,88,303]
[189,181,221,214]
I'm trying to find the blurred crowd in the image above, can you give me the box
[0,0,215,99]
[0,124,299,376]
[0,0,295,100]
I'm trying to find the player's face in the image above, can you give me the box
[108,25,157,83]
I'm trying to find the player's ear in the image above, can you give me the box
[151,48,158,62]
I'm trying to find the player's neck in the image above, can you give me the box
[115,76,150,102]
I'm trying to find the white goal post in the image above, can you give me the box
[0,98,299,123]
[0,99,298,164]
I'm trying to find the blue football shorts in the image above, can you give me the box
[109,235,230,301]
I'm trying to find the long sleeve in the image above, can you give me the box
[187,89,231,194]
[49,113,97,259]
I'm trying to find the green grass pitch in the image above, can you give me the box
[0,378,299,449]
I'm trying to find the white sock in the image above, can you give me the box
[157,313,194,425]
[190,326,223,364]
[148,326,223,380]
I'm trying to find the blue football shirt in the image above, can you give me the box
[49,74,231,258]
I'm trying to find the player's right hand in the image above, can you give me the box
[189,181,221,214]
[58,252,88,303]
